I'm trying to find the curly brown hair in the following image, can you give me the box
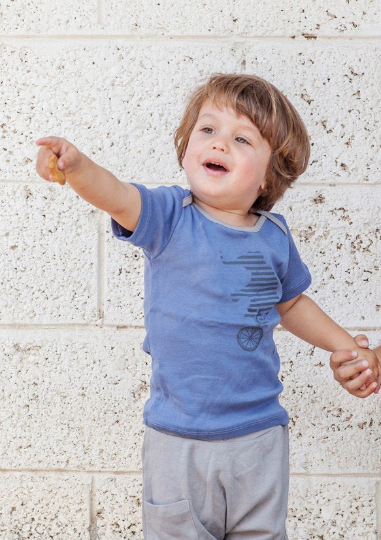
[174,73,310,211]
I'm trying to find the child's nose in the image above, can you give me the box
[212,139,228,152]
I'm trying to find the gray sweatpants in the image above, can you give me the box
[142,425,289,540]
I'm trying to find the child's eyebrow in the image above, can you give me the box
[197,113,218,123]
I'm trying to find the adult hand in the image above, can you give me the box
[330,335,379,398]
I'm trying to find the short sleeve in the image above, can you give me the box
[279,224,311,303]
[111,184,188,258]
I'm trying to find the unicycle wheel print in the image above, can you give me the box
[237,327,263,351]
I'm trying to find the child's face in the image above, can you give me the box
[182,100,271,217]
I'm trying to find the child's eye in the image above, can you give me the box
[236,136,249,144]
[201,127,214,134]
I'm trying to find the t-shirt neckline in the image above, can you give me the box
[192,201,267,233]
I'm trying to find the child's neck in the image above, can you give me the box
[194,198,259,228]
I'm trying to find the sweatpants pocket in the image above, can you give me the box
[144,499,198,540]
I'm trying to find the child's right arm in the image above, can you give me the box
[36,137,141,232]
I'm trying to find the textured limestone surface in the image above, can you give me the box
[0,474,90,538]
[288,477,377,539]
[0,184,99,324]
[104,0,381,36]
[94,475,143,539]
[1,40,379,185]
[105,223,145,326]
[0,0,99,34]
[0,328,148,470]
[2,0,379,36]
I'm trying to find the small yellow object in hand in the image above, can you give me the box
[48,154,66,185]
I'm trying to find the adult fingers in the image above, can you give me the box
[342,378,377,398]
[330,349,357,371]
[331,360,369,384]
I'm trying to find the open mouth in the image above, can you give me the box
[204,161,229,173]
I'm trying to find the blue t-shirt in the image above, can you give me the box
[112,184,311,440]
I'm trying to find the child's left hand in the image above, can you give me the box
[330,336,381,398]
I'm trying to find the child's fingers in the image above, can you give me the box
[36,136,65,151]
[36,145,55,181]
[375,371,381,394]
[36,137,80,178]
[333,360,368,383]
[343,372,377,398]
[355,382,377,398]
[36,137,73,165]
[330,349,357,372]
[369,355,381,394]
[349,368,372,386]
[53,143,79,170]
[353,334,370,349]
[36,138,62,160]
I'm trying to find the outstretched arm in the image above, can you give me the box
[277,295,381,394]
[36,136,141,232]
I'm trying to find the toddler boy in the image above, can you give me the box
[36,74,380,539]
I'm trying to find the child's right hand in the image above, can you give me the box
[36,136,83,182]
[36,135,142,232]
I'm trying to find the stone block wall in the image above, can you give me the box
[0,1,380,537]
